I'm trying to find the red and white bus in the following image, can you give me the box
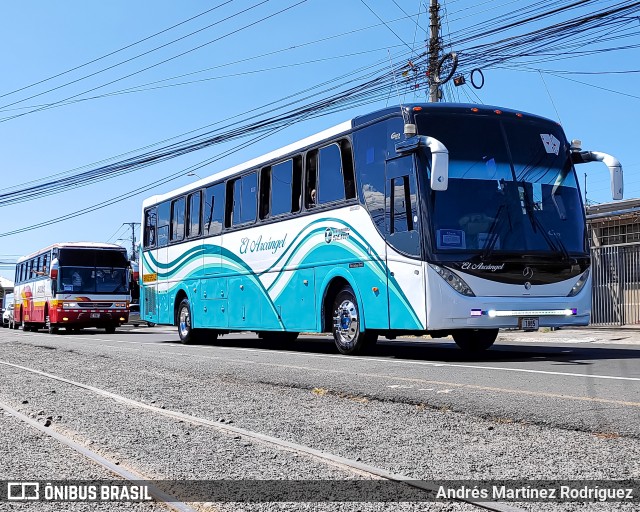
[12,242,131,334]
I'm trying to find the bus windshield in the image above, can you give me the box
[57,248,129,294]
[416,113,586,256]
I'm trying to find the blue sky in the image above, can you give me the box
[1,0,639,280]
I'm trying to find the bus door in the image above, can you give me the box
[141,206,161,325]
[385,155,426,329]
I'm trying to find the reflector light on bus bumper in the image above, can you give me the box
[471,309,577,317]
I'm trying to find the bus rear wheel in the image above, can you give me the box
[331,286,377,355]
[452,329,498,352]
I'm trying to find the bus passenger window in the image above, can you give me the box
[144,208,157,248]
[259,167,271,220]
[292,156,302,213]
[240,173,257,224]
[271,160,294,216]
[170,197,186,242]
[340,139,356,200]
[230,173,258,226]
[204,183,225,235]
[305,151,317,209]
[187,191,201,238]
[157,201,171,248]
[318,144,346,205]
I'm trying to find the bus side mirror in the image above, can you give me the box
[396,135,449,191]
[570,141,623,200]
[425,136,449,191]
[49,258,59,296]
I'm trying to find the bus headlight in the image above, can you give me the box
[114,302,127,308]
[63,302,79,309]
[429,264,475,297]
[567,268,590,297]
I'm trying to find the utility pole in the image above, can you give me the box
[123,222,140,262]
[428,0,441,103]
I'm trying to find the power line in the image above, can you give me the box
[0,0,309,123]
[0,0,235,100]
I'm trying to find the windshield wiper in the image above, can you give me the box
[519,183,570,261]
[481,202,509,261]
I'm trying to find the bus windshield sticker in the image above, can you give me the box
[540,134,560,155]
[63,284,73,291]
[437,229,466,249]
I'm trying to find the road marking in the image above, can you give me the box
[146,354,640,408]
[6,329,640,382]
[225,347,640,382]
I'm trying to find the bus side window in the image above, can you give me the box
[340,139,356,200]
[156,201,171,248]
[292,155,302,213]
[144,207,157,249]
[42,253,49,275]
[305,151,318,209]
[187,191,202,238]
[205,183,225,235]
[318,143,346,205]
[271,159,295,217]
[224,180,234,228]
[170,196,186,243]
[240,172,257,224]
[259,167,271,220]
[229,172,257,226]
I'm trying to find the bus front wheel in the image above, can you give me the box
[331,286,376,355]
[452,329,498,352]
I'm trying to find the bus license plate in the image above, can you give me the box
[91,313,100,319]
[519,317,539,331]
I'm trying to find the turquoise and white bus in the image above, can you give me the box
[139,103,623,353]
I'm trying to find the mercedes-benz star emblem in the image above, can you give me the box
[523,267,534,279]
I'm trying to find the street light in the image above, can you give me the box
[187,172,202,179]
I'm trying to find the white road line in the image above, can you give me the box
[6,330,640,382]
[203,344,640,382]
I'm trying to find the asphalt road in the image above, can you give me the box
[0,325,638,511]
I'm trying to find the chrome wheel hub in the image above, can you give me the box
[333,299,358,345]
[178,307,190,338]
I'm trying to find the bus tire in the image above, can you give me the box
[331,286,376,355]
[48,325,59,334]
[452,329,498,352]
[177,299,199,344]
